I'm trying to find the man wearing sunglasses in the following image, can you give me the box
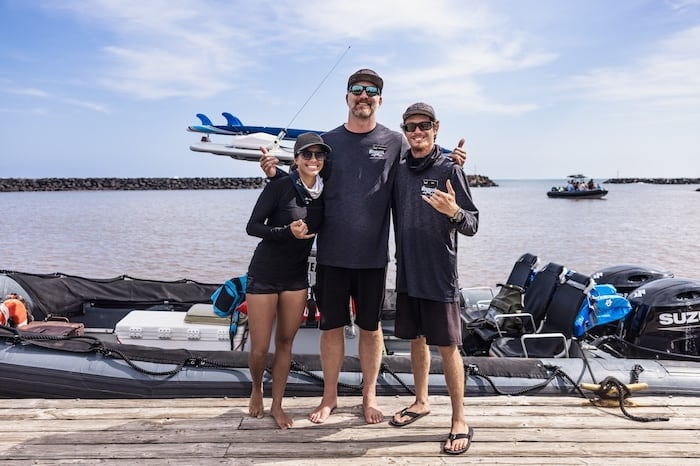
[390,102,478,455]
[260,69,466,426]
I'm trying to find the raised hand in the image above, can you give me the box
[449,139,467,166]
[422,179,460,217]
[259,146,280,178]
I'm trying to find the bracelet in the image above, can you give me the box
[449,208,465,224]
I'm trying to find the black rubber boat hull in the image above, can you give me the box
[2,338,699,399]
[547,189,608,199]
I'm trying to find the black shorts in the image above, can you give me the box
[394,292,462,347]
[246,274,308,294]
[315,264,386,331]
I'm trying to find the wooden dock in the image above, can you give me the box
[1,394,699,464]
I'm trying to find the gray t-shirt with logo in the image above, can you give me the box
[317,123,406,269]
[393,147,479,302]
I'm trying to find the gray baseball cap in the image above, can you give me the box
[402,102,436,121]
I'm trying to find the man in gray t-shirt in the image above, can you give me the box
[261,71,467,426]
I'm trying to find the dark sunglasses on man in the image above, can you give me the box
[348,84,381,97]
[401,121,435,132]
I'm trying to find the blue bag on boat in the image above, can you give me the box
[211,275,247,317]
[573,284,632,337]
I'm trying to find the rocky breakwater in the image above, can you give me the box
[468,174,498,187]
[0,177,265,192]
[1,174,497,192]
[604,177,700,185]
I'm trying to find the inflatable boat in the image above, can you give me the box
[1,259,699,401]
[547,175,608,199]
[547,188,608,199]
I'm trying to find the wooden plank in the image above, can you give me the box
[4,414,700,436]
[4,410,697,431]
[14,394,700,409]
[0,440,698,460]
[0,396,698,463]
[0,459,692,466]
[1,426,698,445]
[6,398,697,421]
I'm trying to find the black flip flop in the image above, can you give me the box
[443,426,474,455]
[388,408,430,427]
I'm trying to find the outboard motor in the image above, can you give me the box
[588,265,673,338]
[623,278,700,358]
[591,265,673,296]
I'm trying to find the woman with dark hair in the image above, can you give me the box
[245,133,329,429]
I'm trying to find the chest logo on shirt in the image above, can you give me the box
[421,179,438,197]
[368,144,388,160]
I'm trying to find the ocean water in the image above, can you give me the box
[2,179,699,288]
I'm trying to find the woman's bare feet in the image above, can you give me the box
[271,406,294,429]
[248,388,264,418]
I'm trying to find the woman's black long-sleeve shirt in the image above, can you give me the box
[246,175,324,283]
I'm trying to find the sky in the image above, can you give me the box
[1,0,699,180]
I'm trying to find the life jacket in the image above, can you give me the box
[0,298,29,327]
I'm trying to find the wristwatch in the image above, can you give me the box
[449,208,465,224]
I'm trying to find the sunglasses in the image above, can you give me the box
[298,150,328,161]
[348,84,381,97]
[401,121,435,132]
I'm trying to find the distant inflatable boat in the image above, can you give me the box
[548,175,608,199]
[547,188,608,199]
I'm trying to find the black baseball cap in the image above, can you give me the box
[347,68,383,92]
[294,132,331,155]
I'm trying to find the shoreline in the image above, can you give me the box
[604,177,700,184]
[0,175,499,192]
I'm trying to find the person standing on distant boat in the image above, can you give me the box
[389,103,478,456]
[261,69,467,425]
[246,132,329,429]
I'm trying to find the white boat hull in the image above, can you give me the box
[190,133,295,164]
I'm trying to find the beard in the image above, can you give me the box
[350,100,376,120]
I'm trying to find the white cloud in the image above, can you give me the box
[7,88,50,98]
[38,0,554,112]
[567,26,700,109]
[5,87,108,113]
[273,0,495,40]
[58,97,109,113]
[38,1,698,118]
[44,0,254,99]
[666,0,700,10]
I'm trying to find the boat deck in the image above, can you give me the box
[1,394,699,464]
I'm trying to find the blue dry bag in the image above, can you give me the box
[211,275,247,317]
[573,284,632,337]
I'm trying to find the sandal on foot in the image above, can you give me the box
[389,407,430,427]
[443,426,474,455]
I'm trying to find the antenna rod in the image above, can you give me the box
[284,45,351,130]
[272,46,351,149]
